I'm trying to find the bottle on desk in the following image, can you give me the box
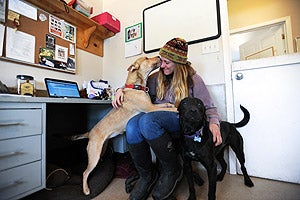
[16,75,35,96]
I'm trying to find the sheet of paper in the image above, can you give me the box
[8,0,37,21]
[6,27,35,63]
[49,15,62,37]
[69,43,75,55]
[125,38,142,58]
[0,24,4,56]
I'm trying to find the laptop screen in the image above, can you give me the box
[45,78,81,98]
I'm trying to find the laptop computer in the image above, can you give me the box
[44,78,81,98]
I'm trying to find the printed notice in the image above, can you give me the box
[8,0,37,21]
[6,27,35,63]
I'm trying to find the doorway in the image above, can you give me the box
[229,17,293,61]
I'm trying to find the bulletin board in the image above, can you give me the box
[1,0,76,73]
[143,0,221,53]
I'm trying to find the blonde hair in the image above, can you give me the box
[156,62,196,107]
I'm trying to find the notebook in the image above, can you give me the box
[44,78,81,98]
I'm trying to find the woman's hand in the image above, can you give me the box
[112,88,124,109]
[209,123,222,146]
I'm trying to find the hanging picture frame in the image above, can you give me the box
[125,22,142,42]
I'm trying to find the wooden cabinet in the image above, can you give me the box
[0,102,46,200]
[24,0,116,56]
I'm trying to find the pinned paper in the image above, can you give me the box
[6,27,35,63]
[8,0,37,21]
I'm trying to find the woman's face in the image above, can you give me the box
[160,57,175,75]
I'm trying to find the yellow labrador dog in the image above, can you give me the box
[72,56,177,195]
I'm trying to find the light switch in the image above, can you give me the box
[202,40,219,54]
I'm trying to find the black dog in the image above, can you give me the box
[177,97,254,200]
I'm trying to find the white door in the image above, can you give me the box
[239,24,287,60]
[232,61,300,184]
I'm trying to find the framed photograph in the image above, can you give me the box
[125,22,142,42]
[55,44,68,63]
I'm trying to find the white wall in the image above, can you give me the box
[101,0,228,85]
[102,0,231,120]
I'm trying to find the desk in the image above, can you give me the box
[0,96,114,200]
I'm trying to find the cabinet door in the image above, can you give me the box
[0,162,42,200]
[0,109,42,140]
[0,135,42,171]
[232,64,300,184]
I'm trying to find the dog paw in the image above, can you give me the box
[217,175,224,182]
[245,179,254,187]
[83,188,90,195]
[125,184,134,193]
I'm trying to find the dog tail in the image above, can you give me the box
[233,105,250,128]
[69,132,89,140]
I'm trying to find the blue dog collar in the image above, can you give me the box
[184,127,203,143]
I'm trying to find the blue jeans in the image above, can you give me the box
[126,111,180,144]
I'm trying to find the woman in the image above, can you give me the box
[112,38,222,200]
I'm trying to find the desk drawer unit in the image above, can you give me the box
[0,102,45,200]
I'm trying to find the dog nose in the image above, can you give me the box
[191,108,197,112]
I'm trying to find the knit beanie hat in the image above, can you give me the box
[159,38,188,64]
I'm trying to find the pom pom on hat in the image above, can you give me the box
[159,38,188,64]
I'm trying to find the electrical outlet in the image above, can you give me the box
[202,40,219,54]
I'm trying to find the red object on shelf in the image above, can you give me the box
[91,12,120,33]
[66,0,76,6]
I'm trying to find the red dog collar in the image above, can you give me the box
[125,84,148,92]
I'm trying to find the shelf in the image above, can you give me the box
[24,0,115,56]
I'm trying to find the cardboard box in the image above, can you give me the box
[91,12,120,33]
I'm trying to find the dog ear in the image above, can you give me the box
[194,98,208,123]
[127,65,136,72]
[127,63,140,72]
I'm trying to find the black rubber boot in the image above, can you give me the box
[148,133,183,200]
[128,141,158,200]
